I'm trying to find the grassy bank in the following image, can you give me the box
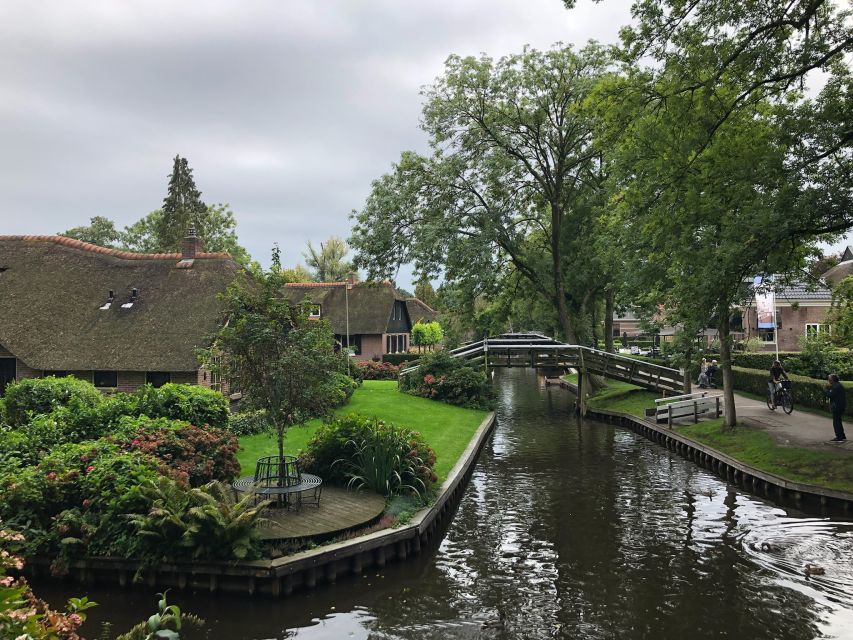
[237,380,488,481]
[564,373,660,418]
[580,378,853,494]
[678,419,853,494]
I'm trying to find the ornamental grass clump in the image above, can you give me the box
[303,414,437,501]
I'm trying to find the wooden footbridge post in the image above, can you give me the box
[577,348,588,417]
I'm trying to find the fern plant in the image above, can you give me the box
[128,479,269,563]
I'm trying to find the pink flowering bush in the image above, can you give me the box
[355,360,407,380]
[398,352,495,410]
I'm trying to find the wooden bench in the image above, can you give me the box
[654,394,723,427]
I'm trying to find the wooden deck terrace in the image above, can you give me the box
[404,333,685,394]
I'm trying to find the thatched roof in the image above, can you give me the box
[405,298,438,325]
[0,236,240,371]
[281,281,412,334]
[824,248,853,286]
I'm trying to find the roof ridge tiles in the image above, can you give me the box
[0,235,232,260]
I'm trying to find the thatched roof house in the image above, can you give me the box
[0,232,239,394]
[281,279,438,359]
[824,246,853,287]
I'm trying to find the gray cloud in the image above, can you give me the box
[0,0,638,286]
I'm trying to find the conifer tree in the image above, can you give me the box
[155,155,208,251]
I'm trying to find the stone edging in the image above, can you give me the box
[28,412,498,596]
[586,407,853,514]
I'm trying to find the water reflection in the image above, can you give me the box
[43,368,852,639]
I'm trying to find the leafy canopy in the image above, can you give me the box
[204,247,345,459]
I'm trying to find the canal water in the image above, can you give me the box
[43,368,853,639]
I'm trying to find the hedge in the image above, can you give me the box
[731,366,852,418]
[732,352,798,369]
[382,353,416,366]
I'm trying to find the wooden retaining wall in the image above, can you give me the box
[586,408,853,515]
[27,413,497,596]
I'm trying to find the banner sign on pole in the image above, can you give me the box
[754,276,775,329]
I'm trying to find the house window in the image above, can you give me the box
[44,370,70,378]
[307,304,321,319]
[0,358,15,396]
[146,371,171,388]
[805,323,827,337]
[758,329,775,342]
[93,371,117,388]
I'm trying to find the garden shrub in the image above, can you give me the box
[382,353,415,366]
[731,366,852,418]
[299,414,375,484]
[398,351,494,409]
[133,382,229,429]
[356,360,405,380]
[0,442,162,563]
[331,372,359,406]
[228,409,271,436]
[128,477,268,562]
[112,416,240,487]
[3,376,104,426]
[785,335,853,380]
[302,414,437,500]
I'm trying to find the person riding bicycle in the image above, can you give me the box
[768,360,789,408]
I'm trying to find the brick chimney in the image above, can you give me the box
[182,226,203,260]
[346,271,356,290]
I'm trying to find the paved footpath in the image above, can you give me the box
[705,389,852,455]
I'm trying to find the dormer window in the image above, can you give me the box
[307,304,321,319]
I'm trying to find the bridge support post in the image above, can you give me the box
[577,349,588,417]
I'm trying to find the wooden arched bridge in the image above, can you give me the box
[402,333,685,394]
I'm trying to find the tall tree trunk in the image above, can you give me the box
[683,342,693,394]
[718,301,737,429]
[551,204,577,343]
[604,288,614,353]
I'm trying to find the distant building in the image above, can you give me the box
[740,280,833,351]
[281,278,438,360]
[0,232,238,395]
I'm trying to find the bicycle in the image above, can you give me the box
[767,379,794,414]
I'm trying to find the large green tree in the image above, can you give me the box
[603,64,851,427]
[123,203,251,265]
[351,44,616,343]
[155,155,209,251]
[414,275,438,309]
[303,237,354,282]
[59,215,123,248]
[204,247,343,463]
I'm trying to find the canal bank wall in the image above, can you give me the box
[26,412,497,596]
[585,407,853,515]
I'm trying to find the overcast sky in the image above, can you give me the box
[0,1,848,289]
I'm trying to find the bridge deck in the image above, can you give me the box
[407,333,684,394]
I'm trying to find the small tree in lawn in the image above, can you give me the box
[205,247,343,467]
[412,321,444,352]
[425,321,444,352]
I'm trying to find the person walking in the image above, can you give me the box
[826,374,847,442]
[697,358,709,388]
[706,360,719,389]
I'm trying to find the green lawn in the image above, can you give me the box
[237,381,488,481]
[678,419,853,494]
[562,372,661,417]
[579,377,853,494]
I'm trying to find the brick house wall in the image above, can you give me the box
[360,334,384,360]
[742,304,831,351]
